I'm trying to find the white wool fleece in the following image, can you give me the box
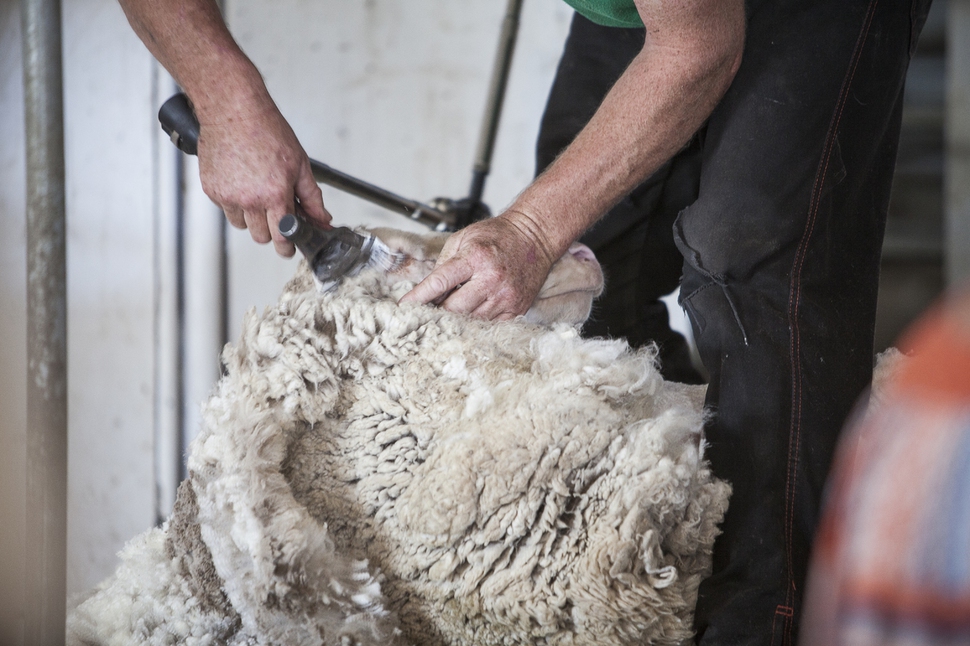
[69,262,731,646]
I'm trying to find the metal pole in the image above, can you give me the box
[310,159,453,228]
[21,0,67,642]
[468,0,524,206]
[946,0,970,286]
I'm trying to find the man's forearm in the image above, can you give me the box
[507,0,745,261]
[118,0,271,124]
[118,0,332,254]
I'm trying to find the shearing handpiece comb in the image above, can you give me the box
[278,213,403,291]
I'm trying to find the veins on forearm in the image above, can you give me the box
[509,2,744,256]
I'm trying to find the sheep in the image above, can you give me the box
[67,227,730,646]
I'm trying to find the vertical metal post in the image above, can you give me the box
[467,0,524,207]
[946,0,970,286]
[21,0,67,642]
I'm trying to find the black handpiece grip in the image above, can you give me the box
[279,213,372,286]
[157,92,454,229]
[158,93,200,155]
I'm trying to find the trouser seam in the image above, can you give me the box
[782,1,881,644]
[681,281,717,305]
[676,243,750,345]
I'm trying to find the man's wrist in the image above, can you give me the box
[503,188,593,262]
[498,205,571,269]
[185,59,275,127]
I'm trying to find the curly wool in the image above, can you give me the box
[69,263,730,646]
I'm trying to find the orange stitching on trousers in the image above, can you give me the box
[784,2,880,645]
[773,605,794,646]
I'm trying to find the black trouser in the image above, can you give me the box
[536,1,931,644]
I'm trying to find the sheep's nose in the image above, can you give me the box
[568,242,597,263]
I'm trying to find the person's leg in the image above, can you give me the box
[536,14,704,383]
[680,0,931,643]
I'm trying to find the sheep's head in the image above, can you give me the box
[369,227,604,327]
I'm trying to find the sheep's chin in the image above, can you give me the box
[524,292,596,328]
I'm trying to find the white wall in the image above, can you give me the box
[1,0,182,615]
[61,0,162,597]
[1,0,574,631]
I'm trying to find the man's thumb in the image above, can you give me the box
[296,166,332,229]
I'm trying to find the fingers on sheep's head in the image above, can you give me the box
[370,227,604,327]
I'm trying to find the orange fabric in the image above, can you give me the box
[896,302,970,403]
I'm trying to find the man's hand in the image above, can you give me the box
[197,99,331,257]
[117,0,332,256]
[400,212,558,321]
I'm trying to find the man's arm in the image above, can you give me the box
[402,0,745,319]
[118,0,331,256]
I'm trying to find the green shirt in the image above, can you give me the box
[561,0,643,28]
